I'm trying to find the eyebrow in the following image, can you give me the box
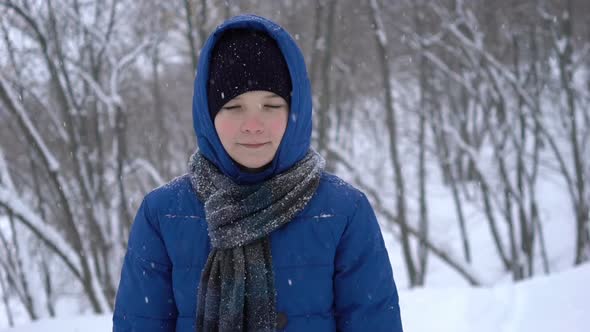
[228,93,282,101]
[264,93,281,98]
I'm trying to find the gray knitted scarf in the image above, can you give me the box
[188,149,325,331]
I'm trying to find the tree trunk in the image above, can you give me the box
[368,0,417,286]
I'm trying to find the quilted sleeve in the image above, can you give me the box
[333,193,403,331]
[113,197,178,331]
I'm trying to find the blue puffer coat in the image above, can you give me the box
[113,14,403,332]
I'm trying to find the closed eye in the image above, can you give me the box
[222,105,241,110]
[265,105,284,109]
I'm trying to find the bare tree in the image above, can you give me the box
[0,0,163,312]
[368,0,420,287]
[544,0,590,264]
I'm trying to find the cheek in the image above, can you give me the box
[269,112,288,138]
[214,118,239,142]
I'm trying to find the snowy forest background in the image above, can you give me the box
[0,0,589,330]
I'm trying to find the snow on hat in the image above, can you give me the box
[207,29,292,118]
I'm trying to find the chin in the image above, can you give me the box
[232,153,274,171]
[239,159,271,169]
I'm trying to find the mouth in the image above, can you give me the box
[239,142,269,149]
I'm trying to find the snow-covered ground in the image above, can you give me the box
[2,262,588,332]
[401,262,590,332]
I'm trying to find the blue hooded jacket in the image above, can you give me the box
[113,14,403,332]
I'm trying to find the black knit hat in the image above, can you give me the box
[207,29,292,119]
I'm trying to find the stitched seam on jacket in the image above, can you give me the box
[162,214,204,219]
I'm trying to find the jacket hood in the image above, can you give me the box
[192,14,312,185]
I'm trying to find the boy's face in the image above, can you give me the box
[214,90,289,170]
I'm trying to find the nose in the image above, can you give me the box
[241,113,264,134]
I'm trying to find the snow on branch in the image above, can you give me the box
[0,74,80,223]
[67,37,154,111]
[439,122,509,210]
[398,28,478,97]
[110,38,155,102]
[440,123,486,181]
[54,0,155,109]
[369,0,388,46]
[0,149,15,191]
[0,75,59,173]
[0,186,82,280]
[68,64,118,112]
[447,26,536,110]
